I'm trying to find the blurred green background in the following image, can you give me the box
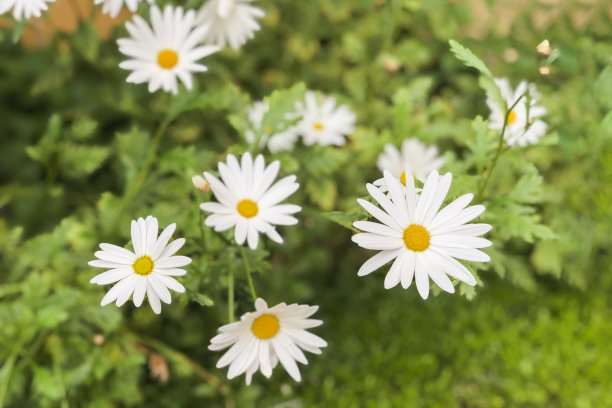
[1,0,611,407]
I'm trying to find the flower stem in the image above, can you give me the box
[228,268,234,323]
[239,246,257,302]
[476,92,528,201]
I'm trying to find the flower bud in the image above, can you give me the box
[192,175,210,192]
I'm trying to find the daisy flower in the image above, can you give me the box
[200,152,301,249]
[245,101,299,153]
[0,0,55,20]
[295,91,356,147]
[89,216,191,314]
[209,298,327,384]
[487,77,548,147]
[117,5,220,95]
[352,171,491,299]
[95,0,150,18]
[196,0,265,50]
[374,138,446,191]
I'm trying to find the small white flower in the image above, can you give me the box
[89,216,191,314]
[352,171,491,299]
[117,5,220,95]
[0,0,54,20]
[487,78,548,147]
[209,298,327,384]
[295,91,356,147]
[94,0,150,18]
[200,152,301,249]
[374,138,446,190]
[196,0,265,50]
[245,101,298,153]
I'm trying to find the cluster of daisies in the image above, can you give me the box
[87,75,547,384]
[245,90,357,153]
[6,0,546,385]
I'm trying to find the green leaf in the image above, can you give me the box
[32,366,63,401]
[449,39,492,78]
[26,114,63,165]
[115,127,150,190]
[186,290,214,307]
[255,83,306,148]
[58,144,111,177]
[322,211,358,231]
[531,240,563,278]
[306,179,337,211]
[465,115,496,172]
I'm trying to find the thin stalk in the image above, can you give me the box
[228,268,234,323]
[239,246,257,302]
[476,92,528,201]
[115,114,172,222]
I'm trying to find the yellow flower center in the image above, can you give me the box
[133,256,154,276]
[251,314,280,339]
[507,110,517,124]
[265,125,273,134]
[157,49,179,69]
[403,224,430,252]
[400,172,407,186]
[237,199,258,218]
[313,122,324,131]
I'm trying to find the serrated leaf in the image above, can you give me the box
[26,114,63,165]
[254,83,306,149]
[322,211,357,231]
[58,144,111,177]
[70,117,98,141]
[186,290,214,307]
[449,39,493,78]
[465,115,496,172]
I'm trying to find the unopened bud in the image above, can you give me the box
[536,40,552,55]
[93,334,105,346]
[192,175,210,192]
[382,55,400,73]
[539,66,551,75]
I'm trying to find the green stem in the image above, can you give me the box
[115,115,172,222]
[476,92,528,201]
[239,246,257,302]
[228,268,234,323]
[0,341,21,407]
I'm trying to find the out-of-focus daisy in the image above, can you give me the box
[0,0,54,20]
[295,91,356,147]
[200,152,301,249]
[196,0,265,50]
[95,0,149,18]
[117,5,220,95]
[209,298,327,384]
[487,78,547,147]
[89,216,191,314]
[374,138,445,191]
[245,101,299,153]
[352,171,491,299]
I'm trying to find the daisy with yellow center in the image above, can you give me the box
[296,90,356,147]
[352,171,492,299]
[89,216,191,314]
[486,77,548,147]
[117,5,220,95]
[374,138,446,191]
[200,152,301,250]
[209,298,327,384]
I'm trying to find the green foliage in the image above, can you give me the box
[1,0,611,407]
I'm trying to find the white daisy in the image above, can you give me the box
[200,152,301,249]
[295,91,356,147]
[245,101,299,153]
[209,298,327,384]
[374,138,446,191]
[487,77,548,147]
[352,171,492,299]
[0,0,55,20]
[117,5,220,95]
[89,215,191,314]
[95,0,150,18]
[195,0,265,50]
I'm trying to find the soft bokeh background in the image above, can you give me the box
[1,0,611,407]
